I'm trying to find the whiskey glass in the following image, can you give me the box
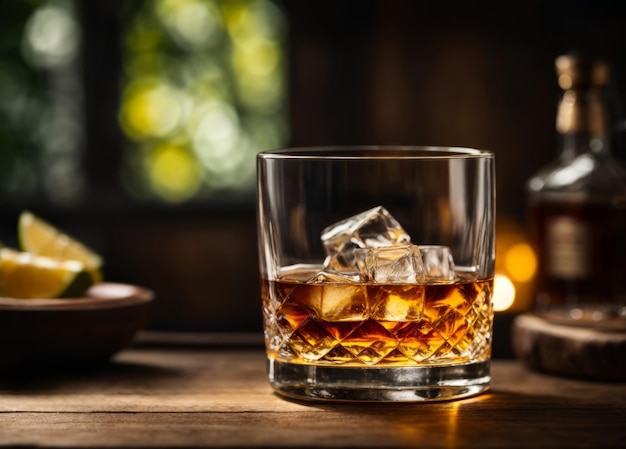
[257,146,495,401]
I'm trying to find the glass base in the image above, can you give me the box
[268,358,491,402]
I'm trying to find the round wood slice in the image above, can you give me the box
[512,313,626,381]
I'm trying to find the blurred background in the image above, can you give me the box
[1,0,626,355]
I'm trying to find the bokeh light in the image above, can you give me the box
[21,3,80,70]
[146,143,203,202]
[494,218,537,312]
[157,0,223,50]
[493,274,516,312]
[505,243,537,283]
[120,79,189,140]
[119,0,288,203]
[8,0,86,206]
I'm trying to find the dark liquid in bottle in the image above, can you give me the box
[529,197,626,327]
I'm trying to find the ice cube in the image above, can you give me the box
[419,245,456,281]
[355,244,425,284]
[368,284,425,321]
[308,271,368,321]
[321,206,411,274]
[454,264,480,281]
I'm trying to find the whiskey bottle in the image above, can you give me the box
[527,55,626,329]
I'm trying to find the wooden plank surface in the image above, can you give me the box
[0,344,624,448]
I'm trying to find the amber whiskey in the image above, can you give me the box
[262,269,493,367]
[527,55,626,327]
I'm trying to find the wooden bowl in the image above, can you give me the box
[0,283,154,371]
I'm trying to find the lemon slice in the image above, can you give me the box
[0,248,95,298]
[18,211,103,282]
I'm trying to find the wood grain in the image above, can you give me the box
[0,343,624,448]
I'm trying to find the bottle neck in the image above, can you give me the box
[556,88,609,160]
[559,133,608,160]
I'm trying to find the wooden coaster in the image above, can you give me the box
[512,313,626,381]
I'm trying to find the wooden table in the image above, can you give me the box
[1,332,624,448]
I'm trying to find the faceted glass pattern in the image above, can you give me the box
[262,275,494,367]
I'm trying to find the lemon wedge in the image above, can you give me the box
[0,248,95,298]
[18,211,103,283]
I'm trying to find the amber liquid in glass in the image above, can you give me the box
[262,268,493,367]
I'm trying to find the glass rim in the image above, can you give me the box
[257,145,494,160]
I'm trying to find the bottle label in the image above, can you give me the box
[546,216,590,279]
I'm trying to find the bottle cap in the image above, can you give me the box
[555,55,609,90]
